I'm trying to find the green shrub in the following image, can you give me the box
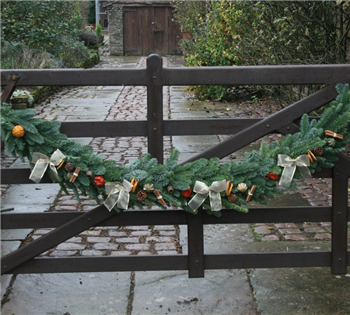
[1,40,59,69]
[174,1,350,102]
[78,49,100,69]
[1,1,90,69]
[78,30,100,48]
[96,23,102,37]
[52,36,91,68]
[88,1,96,24]
[176,1,260,101]
[1,1,83,51]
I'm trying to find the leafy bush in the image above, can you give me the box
[174,1,350,102]
[52,36,91,68]
[1,1,94,69]
[96,23,104,44]
[88,1,96,24]
[1,1,83,50]
[1,40,59,69]
[173,1,207,32]
[175,2,264,101]
[78,30,100,48]
[96,23,102,37]
[79,50,100,69]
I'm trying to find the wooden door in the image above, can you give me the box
[124,6,182,56]
[124,9,143,55]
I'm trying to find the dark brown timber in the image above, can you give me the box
[331,168,349,274]
[1,74,19,103]
[187,210,205,278]
[4,206,349,230]
[146,54,164,163]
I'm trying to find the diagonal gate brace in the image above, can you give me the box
[1,74,19,103]
[1,205,116,275]
[183,78,350,163]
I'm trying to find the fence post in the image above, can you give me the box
[331,167,348,274]
[146,54,164,164]
[187,210,205,278]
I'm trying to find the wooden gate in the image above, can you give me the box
[124,6,182,55]
[1,55,350,278]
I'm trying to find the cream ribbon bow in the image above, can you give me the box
[277,154,311,187]
[29,149,65,183]
[188,180,227,212]
[104,179,133,211]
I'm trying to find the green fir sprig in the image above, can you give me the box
[1,84,350,215]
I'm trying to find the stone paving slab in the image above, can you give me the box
[1,241,21,300]
[1,184,60,213]
[1,182,60,303]
[1,229,32,241]
[132,270,257,315]
[1,272,132,315]
[251,267,350,315]
[172,135,220,161]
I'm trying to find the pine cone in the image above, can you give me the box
[65,163,75,172]
[136,190,147,202]
[228,193,238,203]
[313,147,324,156]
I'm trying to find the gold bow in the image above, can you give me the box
[188,180,227,212]
[277,154,311,187]
[104,179,133,211]
[29,149,65,183]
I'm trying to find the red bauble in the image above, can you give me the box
[268,172,279,181]
[94,176,105,187]
[181,188,193,198]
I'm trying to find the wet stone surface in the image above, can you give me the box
[251,267,350,315]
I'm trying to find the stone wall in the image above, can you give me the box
[79,1,91,26]
[109,6,124,56]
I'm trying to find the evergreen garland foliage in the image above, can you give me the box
[1,84,350,215]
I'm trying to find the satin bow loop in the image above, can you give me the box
[104,179,133,211]
[29,149,65,183]
[277,154,311,187]
[188,180,227,212]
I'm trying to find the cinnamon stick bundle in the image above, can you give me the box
[69,168,80,183]
[246,185,257,202]
[325,130,343,140]
[154,189,166,206]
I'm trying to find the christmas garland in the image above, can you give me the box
[1,84,350,217]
